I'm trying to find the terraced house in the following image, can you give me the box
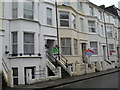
[57,0,119,76]
[1,0,120,88]
[2,0,62,87]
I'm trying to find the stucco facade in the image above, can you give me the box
[2,0,61,87]
[57,0,119,75]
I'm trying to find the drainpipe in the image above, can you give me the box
[103,11,109,60]
[55,0,60,66]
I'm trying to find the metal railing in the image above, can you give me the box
[2,58,9,74]
[46,51,58,67]
[59,54,68,67]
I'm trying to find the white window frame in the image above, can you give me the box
[80,18,84,32]
[106,26,113,37]
[24,0,34,19]
[46,7,52,25]
[90,42,98,55]
[12,32,18,56]
[59,11,69,27]
[109,44,114,55]
[89,6,94,16]
[12,1,18,18]
[61,38,71,55]
[98,11,102,20]
[24,33,34,55]
[74,39,78,55]
[101,25,104,36]
[88,20,96,33]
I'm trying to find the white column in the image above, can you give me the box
[34,33,39,55]
[18,31,23,54]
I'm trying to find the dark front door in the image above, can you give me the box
[81,43,87,63]
[103,45,106,60]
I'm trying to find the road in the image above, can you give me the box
[54,71,119,88]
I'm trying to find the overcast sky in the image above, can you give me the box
[89,0,120,8]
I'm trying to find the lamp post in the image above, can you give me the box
[55,0,60,66]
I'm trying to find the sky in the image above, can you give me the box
[89,0,120,8]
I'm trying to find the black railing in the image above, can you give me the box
[46,51,58,67]
[2,59,9,73]
[104,60,112,65]
[59,54,68,67]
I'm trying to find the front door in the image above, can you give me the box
[81,43,87,63]
[103,45,106,60]
[117,47,120,59]
[24,67,35,85]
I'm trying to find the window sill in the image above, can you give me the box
[8,55,42,59]
[88,33,97,35]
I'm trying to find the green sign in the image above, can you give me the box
[52,47,58,54]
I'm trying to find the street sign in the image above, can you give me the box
[52,47,58,54]
[85,49,94,57]
[110,50,116,56]
[86,51,92,57]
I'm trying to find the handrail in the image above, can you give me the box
[104,60,111,65]
[46,51,58,67]
[2,58,9,73]
[59,54,68,67]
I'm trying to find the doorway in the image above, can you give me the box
[81,43,87,63]
[12,67,18,86]
[46,39,56,62]
[103,45,106,60]
[117,47,120,59]
[24,67,35,85]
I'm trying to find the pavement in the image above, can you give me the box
[6,68,120,89]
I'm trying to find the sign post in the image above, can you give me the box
[84,49,94,74]
[52,47,58,55]
[52,47,58,67]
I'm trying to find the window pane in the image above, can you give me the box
[13,68,18,76]
[12,44,18,54]
[12,32,17,43]
[24,44,34,55]
[61,38,71,55]
[60,20,69,27]
[13,78,18,85]
[61,38,65,46]
[12,32,18,55]
[90,42,98,54]
[47,8,52,25]
[89,6,94,16]
[80,18,84,32]
[24,10,33,19]
[24,33,34,43]
[12,2,18,18]
[24,1,33,11]
[60,12,69,19]
[24,33,34,55]
[66,38,71,47]
[88,21,96,33]
[24,1,33,19]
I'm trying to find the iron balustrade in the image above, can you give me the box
[2,58,9,73]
